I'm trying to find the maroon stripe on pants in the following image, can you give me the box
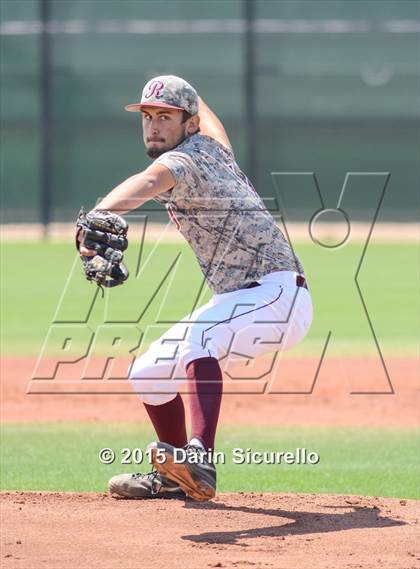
[186,356,223,451]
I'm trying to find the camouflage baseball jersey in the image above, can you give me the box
[154,134,304,294]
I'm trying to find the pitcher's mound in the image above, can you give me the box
[1,491,418,569]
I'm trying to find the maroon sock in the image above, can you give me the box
[143,393,188,448]
[186,357,223,451]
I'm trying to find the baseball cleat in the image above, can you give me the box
[147,441,216,502]
[108,470,186,499]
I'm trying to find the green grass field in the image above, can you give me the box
[1,239,418,500]
[1,239,419,356]
[1,423,418,499]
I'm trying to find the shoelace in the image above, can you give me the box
[132,470,160,482]
[131,470,163,495]
[132,470,159,479]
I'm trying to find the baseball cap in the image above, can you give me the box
[124,75,199,115]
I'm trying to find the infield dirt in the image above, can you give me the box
[2,356,418,427]
[2,491,419,569]
[2,356,419,569]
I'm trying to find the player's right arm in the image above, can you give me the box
[197,96,232,151]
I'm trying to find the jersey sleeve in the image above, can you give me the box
[154,151,195,186]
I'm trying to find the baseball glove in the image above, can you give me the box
[76,207,129,290]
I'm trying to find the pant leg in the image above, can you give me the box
[179,271,313,370]
[128,299,215,405]
[129,271,312,403]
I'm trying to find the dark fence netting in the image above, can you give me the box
[1,0,418,224]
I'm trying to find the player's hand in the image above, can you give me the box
[75,207,129,289]
[77,231,96,257]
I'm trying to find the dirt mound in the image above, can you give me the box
[1,491,418,569]
[2,357,418,427]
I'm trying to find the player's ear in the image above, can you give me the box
[186,114,200,134]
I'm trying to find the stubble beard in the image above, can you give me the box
[146,146,166,159]
[146,131,187,159]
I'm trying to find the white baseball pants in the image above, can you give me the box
[129,270,313,405]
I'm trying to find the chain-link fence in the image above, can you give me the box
[1,0,419,225]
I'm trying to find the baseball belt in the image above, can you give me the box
[246,275,308,290]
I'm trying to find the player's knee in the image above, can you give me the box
[127,351,183,406]
[128,367,179,406]
[138,390,177,406]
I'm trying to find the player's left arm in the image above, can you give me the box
[78,162,175,256]
[91,162,175,214]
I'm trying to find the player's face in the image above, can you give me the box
[141,107,192,158]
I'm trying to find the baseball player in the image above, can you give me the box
[77,75,313,502]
